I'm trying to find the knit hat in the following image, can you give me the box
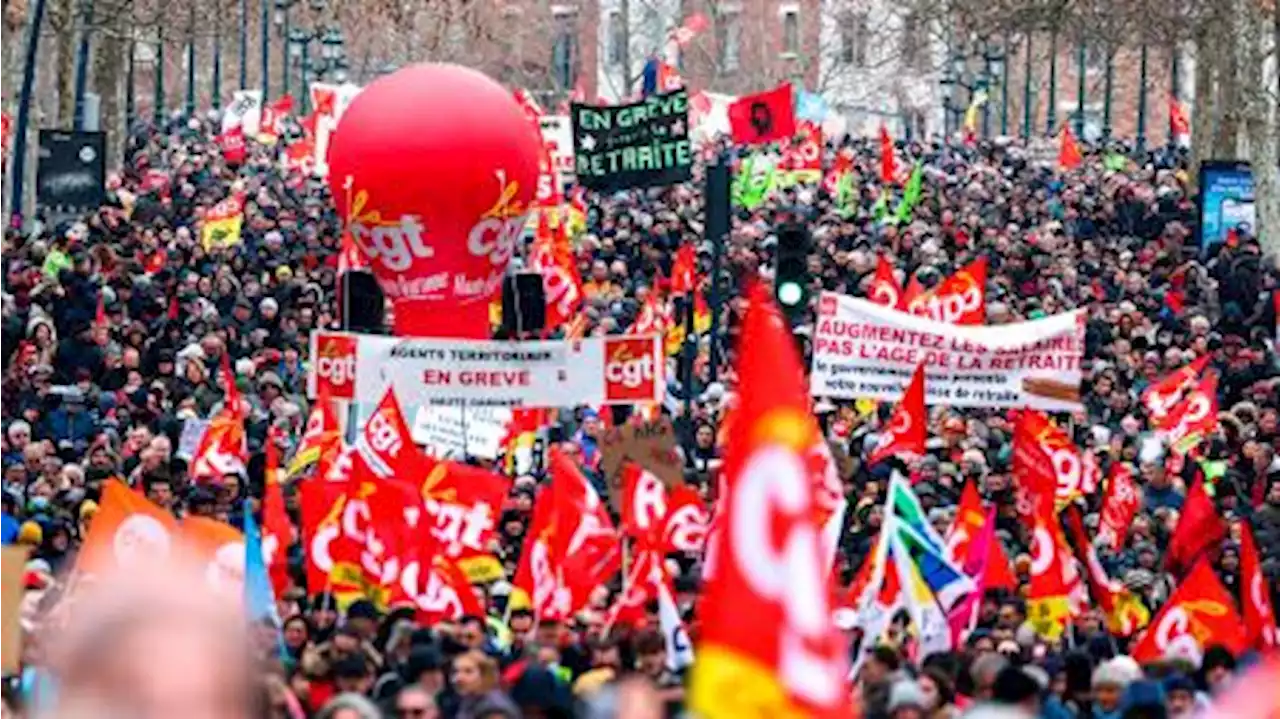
[1162,673,1196,696]
[1120,679,1166,715]
[1093,658,1138,689]
[17,521,43,546]
[887,679,927,713]
[993,666,1042,704]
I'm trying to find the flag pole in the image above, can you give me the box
[340,174,359,442]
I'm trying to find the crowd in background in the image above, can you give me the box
[2,111,1279,718]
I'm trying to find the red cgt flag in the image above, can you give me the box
[905,257,987,325]
[1164,471,1227,579]
[1238,523,1278,651]
[867,254,903,309]
[1132,559,1247,663]
[728,84,796,146]
[1141,355,1209,420]
[671,243,697,297]
[867,363,926,467]
[1057,125,1083,170]
[879,124,897,185]
[262,427,294,597]
[1013,409,1100,517]
[1095,463,1142,552]
[690,283,847,718]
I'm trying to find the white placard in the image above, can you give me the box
[411,405,511,459]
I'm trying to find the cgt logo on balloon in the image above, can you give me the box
[604,337,659,402]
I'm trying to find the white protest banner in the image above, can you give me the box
[177,418,210,460]
[310,82,362,177]
[811,292,1085,411]
[539,115,575,180]
[309,331,662,408]
[411,405,511,459]
[222,90,263,136]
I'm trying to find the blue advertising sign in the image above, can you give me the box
[1198,161,1254,249]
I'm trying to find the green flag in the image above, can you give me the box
[891,162,924,224]
[1104,153,1127,172]
[836,172,857,218]
[870,189,888,222]
[733,155,776,210]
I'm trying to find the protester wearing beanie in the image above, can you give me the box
[887,679,928,719]
[1093,658,1138,719]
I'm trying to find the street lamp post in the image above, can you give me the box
[73,0,95,130]
[1075,39,1086,137]
[1102,51,1114,140]
[239,0,248,88]
[1023,33,1033,139]
[287,4,345,112]
[1136,43,1148,152]
[185,8,197,116]
[999,32,1010,135]
[155,30,166,124]
[1169,47,1180,141]
[213,16,223,109]
[275,0,293,98]
[126,37,137,128]
[1046,28,1058,134]
[261,0,270,97]
[8,0,51,227]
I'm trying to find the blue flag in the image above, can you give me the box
[641,56,660,97]
[243,503,280,628]
[795,90,829,122]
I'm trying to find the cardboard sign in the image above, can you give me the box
[600,417,683,504]
[2,546,29,673]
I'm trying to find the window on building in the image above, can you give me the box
[551,10,579,90]
[716,11,741,73]
[608,10,625,66]
[840,12,868,66]
[782,9,800,55]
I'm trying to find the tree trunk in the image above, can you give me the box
[1187,23,1216,184]
[1237,0,1280,265]
[1210,1,1241,159]
[51,0,76,127]
[92,9,124,168]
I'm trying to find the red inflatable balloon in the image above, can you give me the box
[328,64,540,338]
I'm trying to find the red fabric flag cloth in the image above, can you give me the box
[905,257,987,325]
[879,124,897,184]
[216,125,247,165]
[1096,463,1141,551]
[1132,559,1248,663]
[728,84,796,146]
[1057,126,1083,170]
[867,363,926,467]
[1142,355,1209,420]
[1169,95,1191,137]
[867,255,903,308]
[690,283,847,717]
[1164,471,1227,579]
[1013,409,1099,518]
[1238,523,1279,651]
[262,427,294,597]
[671,243,697,296]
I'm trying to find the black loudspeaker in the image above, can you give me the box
[340,270,386,333]
[502,273,546,335]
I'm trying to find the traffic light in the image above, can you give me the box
[774,222,810,323]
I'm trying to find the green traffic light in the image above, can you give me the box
[777,281,803,306]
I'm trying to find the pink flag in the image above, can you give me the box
[951,506,997,644]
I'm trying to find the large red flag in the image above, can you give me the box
[1153,370,1219,463]
[879,124,897,184]
[1026,502,1076,640]
[262,427,293,597]
[1013,410,1099,517]
[1238,523,1278,651]
[867,255,903,309]
[866,363,926,466]
[418,461,510,583]
[905,257,987,325]
[1164,472,1226,578]
[1141,355,1209,420]
[690,283,846,718]
[1132,559,1247,662]
[671,243,697,297]
[1057,126,1083,170]
[1095,463,1141,551]
[728,84,796,146]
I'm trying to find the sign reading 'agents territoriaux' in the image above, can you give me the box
[571,88,693,192]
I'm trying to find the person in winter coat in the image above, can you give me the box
[452,650,519,719]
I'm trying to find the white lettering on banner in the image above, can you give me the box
[665,504,708,552]
[113,515,173,567]
[1030,526,1054,576]
[425,499,495,555]
[1251,574,1278,646]
[908,284,982,324]
[1155,606,1191,649]
[400,561,463,617]
[312,331,663,407]
[810,292,1084,411]
[530,539,571,616]
[733,447,842,707]
[365,411,405,459]
[632,473,668,532]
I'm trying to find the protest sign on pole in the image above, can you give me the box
[572,88,693,191]
[810,292,1085,411]
[309,331,663,408]
[309,82,362,177]
[222,90,263,136]
[411,404,511,459]
[539,115,575,182]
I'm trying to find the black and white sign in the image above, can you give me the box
[36,130,106,214]
[571,88,693,192]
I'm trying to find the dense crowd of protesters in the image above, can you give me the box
[1,108,1278,719]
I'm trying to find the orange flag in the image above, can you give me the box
[1239,523,1278,651]
[866,363,926,467]
[691,283,847,718]
[77,480,178,576]
[1132,559,1247,662]
[1057,125,1083,170]
[179,516,246,598]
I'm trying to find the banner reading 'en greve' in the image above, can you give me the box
[309,331,663,408]
[810,292,1084,411]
